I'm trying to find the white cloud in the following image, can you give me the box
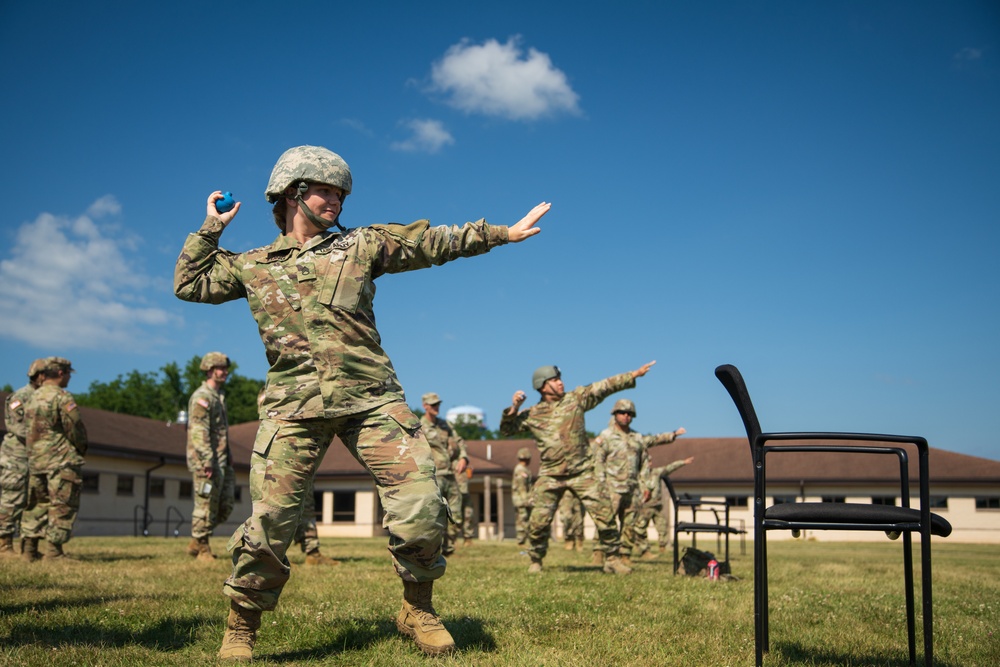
[390,118,456,153]
[953,47,982,62]
[429,37,581,121]
[0,196,180,351]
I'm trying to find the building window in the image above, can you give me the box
[81,472,100,494]
[772,495,797,505]
[332,491,356,522]
[821,496,846,504]
[178,480,193,499]
[975,497,1000,510]
[928,496,948,509]
[149,478,165,498]
[116,475,135,496]
[477,492,499,523]
[234,485,242,503]
[310,492,323,521]
[871,496,896,506]
[725,495,749,507]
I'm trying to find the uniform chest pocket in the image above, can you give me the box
[316,250,367,313]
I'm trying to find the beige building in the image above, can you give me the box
[3,394,998,544]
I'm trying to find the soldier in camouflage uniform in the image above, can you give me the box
[293,478,340,566]
[633,456,694,559]
[499,361,656,575]
[173,145,548,660]
[511,447,533,545]
[186,352,236,561]
[593,398,686,565]
[0,359,47,555]
[558,491,584,550]
[20,358,87,561]
[420,392,468,556]
[451,446,475,547]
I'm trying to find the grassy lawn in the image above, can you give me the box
[0,536,997,666]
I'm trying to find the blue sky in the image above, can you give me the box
[2,1,998,460]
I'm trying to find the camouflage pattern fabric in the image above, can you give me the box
[0,384,35,536]
[633,459,689,555]
[188,381,235,538]
[525,470,620,561]
[499,373,636,477]
[450,462,475,542]
[512,460,534,544]
[420,413,467,553]
[294,477,321,554]
[223,402,446,611]
[558,492,584,541]
[20,466,82,545]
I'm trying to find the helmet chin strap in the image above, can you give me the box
[295,182,346,232]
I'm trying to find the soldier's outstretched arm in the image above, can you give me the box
[507,202,550,243]
[631,360,656,379]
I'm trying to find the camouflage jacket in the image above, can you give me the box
[1,383,35,465]
[593,422,679,494]
[26,384,87,472]
[187,381,230,473]
[499,373,635,477]
[640,459,690,507]
[420,414,467,478]
[174,216,508,420]
[512,461,534,507]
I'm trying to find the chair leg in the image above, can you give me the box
[761,531,769,654]
[754,531,765,667]
[902,532,916,666]
[920,529,934,667]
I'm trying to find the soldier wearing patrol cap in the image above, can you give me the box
[592,398,686,565]
[0,358,48,555]
[419,392,468,556]
[511,446,534,545]
[500,361,656,575]
[20,357,87,561]
[185,352,235,561]
[174,145,549,660]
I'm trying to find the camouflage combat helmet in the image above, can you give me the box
[611,398,636,417]
[200,352,231,372]
[532,365,560,391]
[27,358,48,379]
[45,357,74,373]
[517,447,532,461]
[265,145,352,203]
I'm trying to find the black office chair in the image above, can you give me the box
[664,477,745,575]
[714,364,952,667]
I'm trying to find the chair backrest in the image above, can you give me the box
[714,364,763,447]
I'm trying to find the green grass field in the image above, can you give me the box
[1,536,997,666]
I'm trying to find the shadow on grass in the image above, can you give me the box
[0,593,133,617]
[264,615,495,661]
[774,640,961,667]
[2,613,213,651]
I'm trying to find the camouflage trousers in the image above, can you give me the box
[20,466,82,545]
[633,503,670,554]
[191,466,236,539]
[448,491,475,542]
[558,492,584,541]
[527,469,620,561]
[609,489,641,557]
[293,477,321,554]
[514,505,531,544]
[436,475,461,555]
[223,402,446,612]
[0,452,29,537]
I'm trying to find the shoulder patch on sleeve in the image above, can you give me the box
[197,398,210,409]
[65,402,77,412]
[9,399,21,410]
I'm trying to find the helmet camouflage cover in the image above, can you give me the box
[532,365,560,391]
[265,145,352,203]
[517,447,532,461]
[45,357,74,373]
[611,398,636,416]
[27,358,49,378]
[200,352,231,371]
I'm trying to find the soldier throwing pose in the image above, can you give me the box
[174,145,548,660]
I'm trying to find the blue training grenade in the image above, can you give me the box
[215,191,236,213]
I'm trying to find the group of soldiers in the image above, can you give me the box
[0,356,87,561]
[504,363,692,574]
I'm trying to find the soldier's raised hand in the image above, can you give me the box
[632,360,657,378]
[508,202,550,243]
[207,191,241,225]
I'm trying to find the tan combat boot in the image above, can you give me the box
[463,538,472,547]
[527,557,543,574]
[0,535,14,556]
[22,537,41,562]
[591,550,605,565]
[304,549,340,566]
[196,536,217,562]
[564,539,575,550]
[395,580,456,656]
[620,554,632,567]
[219,601,262,662]
[641,550,659,561]
[603,554,633,575]
[575,536,584,551]
[186,537,200,557]
[42,540,67,560]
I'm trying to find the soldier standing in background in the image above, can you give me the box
[420,392,468,557]
[451,446,475,548]
[174,144,548,660]
[633,456,695,560]
[500,361,656,575]
[186,352,236,561]
[0,358,46,555]
[592,398,686,565]
[558,492,584,550]
[20,358,87,561]
[511,447,534,545]
[293,478,340,566]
